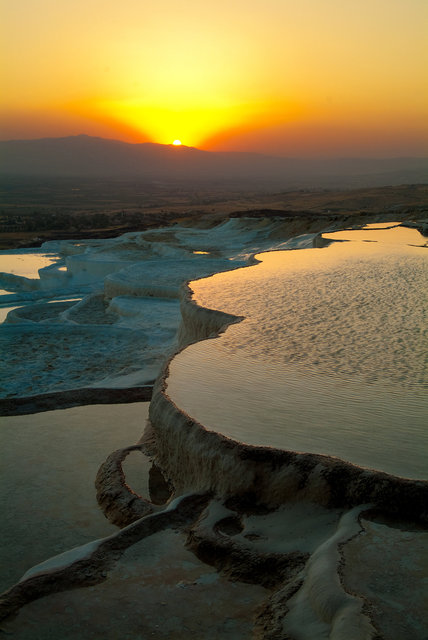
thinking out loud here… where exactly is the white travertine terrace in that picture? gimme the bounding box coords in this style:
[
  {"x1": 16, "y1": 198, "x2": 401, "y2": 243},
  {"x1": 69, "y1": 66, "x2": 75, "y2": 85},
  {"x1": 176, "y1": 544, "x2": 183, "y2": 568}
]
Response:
[
  {"x1": 1, "y1": 217, "x2": 427, "y2": 638},
  {"x1": 0, "y1": 217, "x2": 319, "y2": 398}
]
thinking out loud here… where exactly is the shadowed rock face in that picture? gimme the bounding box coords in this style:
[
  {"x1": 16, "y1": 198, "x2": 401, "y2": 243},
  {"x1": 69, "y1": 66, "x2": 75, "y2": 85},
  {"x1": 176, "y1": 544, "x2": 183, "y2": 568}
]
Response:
[
  {"x1": 149, "y1": 367, "x2": 428, "y2": 523},
  {"x1": 143, "y1": 344, "x2": 427, "y2": 639},
  {"x1": 3, "y1": 474, "x2": 425, "y2": 639},
  {"x1": 0, "y1": 386, "x2": 152, "y2": 415}
]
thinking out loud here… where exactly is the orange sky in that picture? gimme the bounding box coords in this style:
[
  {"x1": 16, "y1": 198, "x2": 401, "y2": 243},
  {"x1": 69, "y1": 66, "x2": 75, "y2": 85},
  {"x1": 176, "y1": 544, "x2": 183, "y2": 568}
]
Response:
[{"x1": 1, "y1": 0, "x2": 427, "y2": 156}]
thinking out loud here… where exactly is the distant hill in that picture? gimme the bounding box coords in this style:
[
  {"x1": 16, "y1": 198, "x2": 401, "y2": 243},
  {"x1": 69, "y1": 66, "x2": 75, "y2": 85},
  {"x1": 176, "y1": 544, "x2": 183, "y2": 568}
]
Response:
[{"x1": 1, "y1": 135, "x2": 427, "y2": 188}]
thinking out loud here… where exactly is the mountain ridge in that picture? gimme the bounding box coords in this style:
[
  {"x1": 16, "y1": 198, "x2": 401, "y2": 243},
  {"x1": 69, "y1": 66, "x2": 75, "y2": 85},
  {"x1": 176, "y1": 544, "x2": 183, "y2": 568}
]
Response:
[{"x1": 1, "y1": 135, "x2": 427, "y2": 187}]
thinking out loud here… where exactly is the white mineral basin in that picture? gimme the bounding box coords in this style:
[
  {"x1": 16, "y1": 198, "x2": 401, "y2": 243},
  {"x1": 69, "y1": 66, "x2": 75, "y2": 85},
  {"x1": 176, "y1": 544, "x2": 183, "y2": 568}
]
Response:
[{"x1": 167, "y1": 224, "x2": 428, "y2": 480}]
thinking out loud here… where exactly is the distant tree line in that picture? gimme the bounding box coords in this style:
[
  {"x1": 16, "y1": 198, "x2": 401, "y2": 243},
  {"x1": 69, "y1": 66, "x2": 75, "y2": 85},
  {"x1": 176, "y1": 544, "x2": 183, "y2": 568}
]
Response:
[
  {"x1": 0, "y1": 208, "x2": 182, "y2": 234},
  {"x1": 0, "y1": 210, "x2": 114, "y2": 232}
]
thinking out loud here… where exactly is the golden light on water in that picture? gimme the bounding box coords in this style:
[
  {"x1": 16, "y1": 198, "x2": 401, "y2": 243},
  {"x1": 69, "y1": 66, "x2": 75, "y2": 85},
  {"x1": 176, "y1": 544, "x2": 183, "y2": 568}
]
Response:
[{"x1": 168, "y1": 225, "x2": 428, "y2": 479}]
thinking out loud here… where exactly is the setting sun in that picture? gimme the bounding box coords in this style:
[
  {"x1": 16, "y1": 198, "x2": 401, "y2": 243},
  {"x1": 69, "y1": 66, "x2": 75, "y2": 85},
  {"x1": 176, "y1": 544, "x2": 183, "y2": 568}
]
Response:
[
  {"x1": 172, "y1": 140, "x2": 182, "y2": 146},
  {"x1": 1, "y1": 0, "x2": 427, "y2": 156}
]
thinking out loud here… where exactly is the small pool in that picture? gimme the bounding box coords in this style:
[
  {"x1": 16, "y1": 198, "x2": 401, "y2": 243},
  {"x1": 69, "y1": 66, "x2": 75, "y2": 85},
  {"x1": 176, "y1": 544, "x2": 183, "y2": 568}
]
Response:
[{"x1": 0, "y1": 251, "x2": 59, "y2": 280}]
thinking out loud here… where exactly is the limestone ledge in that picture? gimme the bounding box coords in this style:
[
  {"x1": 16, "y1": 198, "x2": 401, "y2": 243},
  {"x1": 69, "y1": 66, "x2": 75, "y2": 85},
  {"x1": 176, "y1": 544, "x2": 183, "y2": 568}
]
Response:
[{"x1": 149, "y1": 274, "x2": 428, "y2": 524}]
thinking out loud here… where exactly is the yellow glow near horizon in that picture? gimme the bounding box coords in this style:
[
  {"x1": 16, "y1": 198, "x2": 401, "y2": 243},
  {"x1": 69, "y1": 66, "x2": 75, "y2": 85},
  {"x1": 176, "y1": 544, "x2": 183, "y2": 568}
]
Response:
[
  {"x1": 1, "y1": 0, "x2": 427, "y2": 155},
  {"x1": 172, "y1": 140, "x2": 182, "y2": 146},
  {"x1": 70, "y1": 96, "x2": 296, "y2": 149}
]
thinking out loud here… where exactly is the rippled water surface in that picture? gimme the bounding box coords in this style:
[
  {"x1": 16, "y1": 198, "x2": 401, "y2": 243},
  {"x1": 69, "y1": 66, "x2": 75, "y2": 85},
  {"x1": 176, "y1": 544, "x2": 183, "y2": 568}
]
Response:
[{"x1": 168, "y1": 224, "x2": 428, "y2": 479}]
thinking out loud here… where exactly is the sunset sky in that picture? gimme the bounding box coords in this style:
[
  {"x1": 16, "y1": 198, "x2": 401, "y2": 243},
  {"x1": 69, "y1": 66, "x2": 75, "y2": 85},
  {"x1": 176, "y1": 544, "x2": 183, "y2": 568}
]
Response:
[{"x1": 1, "y1": 0, "x2": 427, "y2": 156}]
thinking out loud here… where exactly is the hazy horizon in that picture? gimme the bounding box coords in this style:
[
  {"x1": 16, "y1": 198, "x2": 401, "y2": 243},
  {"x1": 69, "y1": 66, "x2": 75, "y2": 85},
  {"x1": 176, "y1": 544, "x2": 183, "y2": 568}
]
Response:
[
  {"x1": 2, "y1": 135, "x2": 427, "y2": 188},
  {"x1": 1, "y1": 133, "x2": 428, "y2": 160}
]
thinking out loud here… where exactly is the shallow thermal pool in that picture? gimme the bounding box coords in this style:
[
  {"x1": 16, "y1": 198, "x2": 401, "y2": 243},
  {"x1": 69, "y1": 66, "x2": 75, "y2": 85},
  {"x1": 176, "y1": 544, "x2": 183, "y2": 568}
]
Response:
[
  {"x1": 0, "y1": 250, "x2": 61, "y2": 321},
  {"x1": 0, "y1": 250, "x2": 59, "y2": 281},
  {"x1": 167, "y1": 224, "x2": 428, "y2": 480}
]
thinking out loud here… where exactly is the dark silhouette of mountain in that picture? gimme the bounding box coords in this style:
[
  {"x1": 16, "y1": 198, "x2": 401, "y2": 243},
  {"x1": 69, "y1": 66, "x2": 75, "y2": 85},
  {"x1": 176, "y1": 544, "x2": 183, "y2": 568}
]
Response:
[{"x1": 1, "y1": 134, "x2": 427, "y2": 187}]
